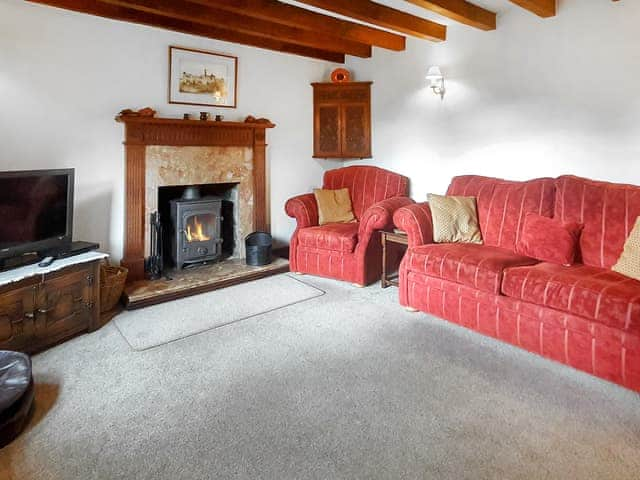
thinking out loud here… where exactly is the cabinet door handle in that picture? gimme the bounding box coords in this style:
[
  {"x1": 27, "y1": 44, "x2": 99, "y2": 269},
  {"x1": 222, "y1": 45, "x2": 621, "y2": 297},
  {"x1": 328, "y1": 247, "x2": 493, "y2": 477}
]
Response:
[
  {"x1": 24, "y1": 312, "x2": 35, "y2": 319},
  {"x1": 37, "y1": 306, "x2": 56, "y2": 314}
]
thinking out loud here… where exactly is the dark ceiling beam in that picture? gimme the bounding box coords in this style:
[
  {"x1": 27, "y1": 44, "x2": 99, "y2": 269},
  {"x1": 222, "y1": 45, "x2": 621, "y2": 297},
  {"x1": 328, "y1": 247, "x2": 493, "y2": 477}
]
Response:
[
  {"x1": 508, "y1": 0, "x2": 556, "y2": 18},
  {"x1": 295, "y1": 0, "x2": 447, "y2": 42},
  {"x1": 99, "y1": 0, "x2": 371, "y2": 57},
  {"x1": 404, "y1": 0, "x2": 496, "y2": 30},
  {"x1": 195, "y1": 0, "x2": 405, "y2": 51},
  {"x1": 26, "y1": 0, "x2": 346, "y2": 63}
]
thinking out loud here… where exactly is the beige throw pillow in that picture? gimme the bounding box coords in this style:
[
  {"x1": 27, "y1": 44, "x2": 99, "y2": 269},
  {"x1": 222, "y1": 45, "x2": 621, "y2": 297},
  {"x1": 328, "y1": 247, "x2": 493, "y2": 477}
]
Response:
[
  {"x1": 313, "y1": 188, "x2": 356, "y2": 226},
  {"x1": 612, "y1": 216, "x2": 640, "y2": 282},
  {"x1": 428, "y1": 193, "x2": 483, "y2": 244}
]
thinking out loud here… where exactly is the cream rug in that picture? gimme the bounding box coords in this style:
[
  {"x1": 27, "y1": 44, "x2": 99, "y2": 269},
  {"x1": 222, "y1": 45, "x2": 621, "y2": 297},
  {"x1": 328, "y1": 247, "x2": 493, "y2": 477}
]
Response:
[{"x1": 114, "y1": 274, "x2": 324, "y2": 350}]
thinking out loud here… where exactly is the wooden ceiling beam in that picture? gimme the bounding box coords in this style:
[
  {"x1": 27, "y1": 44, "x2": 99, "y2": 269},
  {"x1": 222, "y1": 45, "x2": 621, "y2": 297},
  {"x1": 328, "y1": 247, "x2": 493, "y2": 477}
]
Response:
[
  {"x1": 99, "y1": 0, "x2": 371, "y2": 57},
  {"x1": 195, "y1": 0, "x2": 405, "y2": 51},
  {"x1": 404, "y1": 0, "x2": 496, "y2": 30},
  {"x1": 26, "y1": 0, "x2": 346, "y2": 63},
  {"x1": 295, "y1": 0, "x2": 447, "y2": 42},
  {"x1": 509, "y1": 0, "x2": 556, "y2": 18}
]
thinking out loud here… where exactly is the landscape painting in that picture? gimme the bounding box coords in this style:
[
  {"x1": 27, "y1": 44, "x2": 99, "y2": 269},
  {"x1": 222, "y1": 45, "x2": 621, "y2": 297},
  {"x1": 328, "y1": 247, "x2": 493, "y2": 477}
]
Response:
[{"x1": 169, "y1": 46, "x2": 237, "y2": 108}]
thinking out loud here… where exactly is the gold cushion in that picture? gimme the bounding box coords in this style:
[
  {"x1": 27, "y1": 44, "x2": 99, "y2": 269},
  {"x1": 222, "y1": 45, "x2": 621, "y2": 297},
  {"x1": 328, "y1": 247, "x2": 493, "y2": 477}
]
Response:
[
  {"x1": 612, "y1": 216, "x2": 640, "y2": 282},
  {"x1": 428, "y1": 193, "x2": 483, "y2": 244},
  {"x1": 313, "y1": 188, "x2": 356, "y2": 226}
]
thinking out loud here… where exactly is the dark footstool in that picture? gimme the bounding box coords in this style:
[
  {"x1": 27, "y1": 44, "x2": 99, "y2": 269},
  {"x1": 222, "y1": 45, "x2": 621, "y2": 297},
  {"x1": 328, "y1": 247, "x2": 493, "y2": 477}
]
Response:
[{"x1": 0, "y1": 351, "x2": 34, "y2": 448}]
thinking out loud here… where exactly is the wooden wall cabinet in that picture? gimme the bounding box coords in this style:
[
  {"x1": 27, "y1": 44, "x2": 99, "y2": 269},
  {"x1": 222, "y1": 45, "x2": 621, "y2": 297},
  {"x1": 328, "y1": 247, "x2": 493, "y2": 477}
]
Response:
[
  {"x1": 0, "y1": 261, "x2": 101, "y2": 353},
  {"x1": 312, "y1": 82, "x2": 372, "y2": 159}
]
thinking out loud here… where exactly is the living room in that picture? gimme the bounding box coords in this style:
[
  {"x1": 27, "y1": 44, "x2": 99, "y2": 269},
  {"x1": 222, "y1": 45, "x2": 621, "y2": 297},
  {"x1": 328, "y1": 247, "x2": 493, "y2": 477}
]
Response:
[{"x1": 1, "y1": 0, "x2": 639, "y2": 478}]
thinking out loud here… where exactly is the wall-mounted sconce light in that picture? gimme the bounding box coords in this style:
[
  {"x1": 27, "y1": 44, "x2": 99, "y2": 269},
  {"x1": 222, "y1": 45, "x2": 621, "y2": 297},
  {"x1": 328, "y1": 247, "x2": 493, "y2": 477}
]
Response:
[{"x1": 426, "y1": 66, "x2": 445, "y2": 99}]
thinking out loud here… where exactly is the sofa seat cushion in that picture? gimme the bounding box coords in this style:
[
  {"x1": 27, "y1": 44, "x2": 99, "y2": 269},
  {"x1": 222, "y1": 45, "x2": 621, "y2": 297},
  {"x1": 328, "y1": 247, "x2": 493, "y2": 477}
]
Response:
[
  {"x1": 502, "y1": 263, "x2": 640, "y2": 334},
  {"x1": 298, "y1": 222, "x2": 359, "y2": 253},
  {"x1": 405, "y1": 243, "x2": 538, "y2": 294}
]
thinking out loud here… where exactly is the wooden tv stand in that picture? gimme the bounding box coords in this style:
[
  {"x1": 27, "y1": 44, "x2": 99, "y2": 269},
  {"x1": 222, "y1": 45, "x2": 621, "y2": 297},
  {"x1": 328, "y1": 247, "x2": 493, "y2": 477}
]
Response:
[{"x1": 0, "y1": 255, "x2": 104, "y2": 353}]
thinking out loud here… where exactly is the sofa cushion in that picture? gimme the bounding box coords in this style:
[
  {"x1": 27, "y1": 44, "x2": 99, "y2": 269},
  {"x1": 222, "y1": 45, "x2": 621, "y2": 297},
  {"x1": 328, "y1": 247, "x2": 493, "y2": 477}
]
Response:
[
  {"x1": 298, "y1": 223, "x2": 359, "y2": 253},
  {"x1": 313, "y1": 188, "x2": 355, "y2": 225},
  {"x1": 502, "y1": 263, "x2": 640, "y2": 334},
  {"x1": 427, "y1": 194, "x2": 483, "y2": 244},
  {"x1": 555, "y1": 175, "x2": 640, "y2": 269},
  {"x1": 613, "y1": 216, "x2": 640, "y2": 282},
  {"x1": 447, "y1": 175, "x2": 556, "y2": 253},
  {"x1": 323, "y1": 166, "x2": 409, "y2": 220},
  {"x1": 515, "y1": 213, "x2": 583, "y2": 266},
  {"x1": 404, "y1": 243, "x2": 538, "y2": 294}
]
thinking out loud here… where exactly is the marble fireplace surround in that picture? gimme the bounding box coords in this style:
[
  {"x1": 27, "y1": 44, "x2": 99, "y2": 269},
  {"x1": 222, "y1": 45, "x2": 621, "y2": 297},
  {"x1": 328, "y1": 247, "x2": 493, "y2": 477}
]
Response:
[
  {"x1": 147, "y1": 147, "x2": 247, "y2": 259},
  {"x1": 117, "y1": 116, "x2": 274, "y2": 282}
]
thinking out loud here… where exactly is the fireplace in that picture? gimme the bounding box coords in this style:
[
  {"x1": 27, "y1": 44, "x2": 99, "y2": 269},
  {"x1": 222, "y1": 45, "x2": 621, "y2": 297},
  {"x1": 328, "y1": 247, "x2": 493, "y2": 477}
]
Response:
[
  {"x1": 116, "y1": 115, "x2": 274, "y2": 282},
  {"x1": 117, "y1": 116, "x2": 290, "y2": 308},
  {"x1": 170, "y1": 190, "x2": 222, "y2": 269},
  {"x1": 157, "y1": 183, "x2": 238, "y2": 271}
]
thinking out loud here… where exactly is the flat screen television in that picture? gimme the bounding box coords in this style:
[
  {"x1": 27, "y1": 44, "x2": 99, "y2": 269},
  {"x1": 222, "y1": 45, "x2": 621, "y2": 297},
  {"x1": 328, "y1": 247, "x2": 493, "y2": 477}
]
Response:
[{"x1": 0, "y1": 169, "x2": 74, "y2": 262}]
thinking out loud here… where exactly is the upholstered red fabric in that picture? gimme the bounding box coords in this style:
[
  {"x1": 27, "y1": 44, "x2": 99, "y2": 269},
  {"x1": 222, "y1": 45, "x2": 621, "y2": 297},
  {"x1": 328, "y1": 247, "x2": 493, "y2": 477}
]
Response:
[
  {"x1": 447, "y1": 176, "x2": 556, "y2": 253},
  {"x1": 515, "y1": 213, "x2": 582, "y2": 265},
  {"x1": 395, "y1": 174, "x2": 640, "y2": 392},
  {"x1": 405, "y1": 244, "x2": 537, "y2": 294},
  {"x1": 285, "y1": 193, "x2": 319, "y2": 229},
  {"x1": 502, "y1": 263, "x2": 640, "y2": 334},
  {"x1": 287, "y1": 166, "x2": 412, "y2": 285},
  {"x1": 555, "y1": 175, "x2": 640, "y2": 269},
  {"x1": 298, "y1": 223, "x2": 358, "y2": 253},
  {"x1": 392, "y1": 202, "x2": 434, "y2": 248},
  {"x1": 323, "y1": 166, "x2": 410, "y2": 220},
  {"x1": 401, "y1": 273, "x2": 640, "y2": 392}
]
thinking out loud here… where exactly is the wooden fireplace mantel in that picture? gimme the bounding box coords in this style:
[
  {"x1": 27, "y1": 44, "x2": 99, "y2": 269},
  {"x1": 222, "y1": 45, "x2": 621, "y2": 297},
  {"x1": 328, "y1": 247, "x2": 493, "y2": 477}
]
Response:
[{"x1": 116, "y1": 115, "x2": 275, "y2": 282}]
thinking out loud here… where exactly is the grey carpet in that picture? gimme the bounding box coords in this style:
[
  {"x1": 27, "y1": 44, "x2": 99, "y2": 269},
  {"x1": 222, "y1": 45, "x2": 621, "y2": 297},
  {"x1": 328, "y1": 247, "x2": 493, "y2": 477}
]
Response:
[
  {"x1": 114, "y1": 274, "x2": 324, "y2": 350},
  {"x1": 1, "y1": 274, "x2": 639, "y2": 480}
]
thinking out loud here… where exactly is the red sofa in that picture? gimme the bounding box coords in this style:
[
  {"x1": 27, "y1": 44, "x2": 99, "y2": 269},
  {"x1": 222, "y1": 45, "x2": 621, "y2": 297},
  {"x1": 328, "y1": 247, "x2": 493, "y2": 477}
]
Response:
[
  {"x1": 286, "y1": 166, "x2": 412, "y2": 286},
  {"x1": 394, "y1": 175, "x2": 640, "y2": 392}
]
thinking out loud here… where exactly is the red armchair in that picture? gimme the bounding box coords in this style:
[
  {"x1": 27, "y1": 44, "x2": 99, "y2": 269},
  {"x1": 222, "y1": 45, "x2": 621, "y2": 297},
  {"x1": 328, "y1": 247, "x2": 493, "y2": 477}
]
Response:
[{"x1": 286, "y1": 166, "x2": 412, "y2": 286}]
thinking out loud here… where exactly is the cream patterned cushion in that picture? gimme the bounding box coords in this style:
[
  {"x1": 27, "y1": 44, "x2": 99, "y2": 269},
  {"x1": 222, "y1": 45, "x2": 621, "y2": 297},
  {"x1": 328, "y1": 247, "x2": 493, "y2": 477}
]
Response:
[
  {"x1": 428, "y1": 193, "x2": 483, "y2": 244},
  {"x1": 612, "y1": 216, "x2": 640, "y2": 282}
]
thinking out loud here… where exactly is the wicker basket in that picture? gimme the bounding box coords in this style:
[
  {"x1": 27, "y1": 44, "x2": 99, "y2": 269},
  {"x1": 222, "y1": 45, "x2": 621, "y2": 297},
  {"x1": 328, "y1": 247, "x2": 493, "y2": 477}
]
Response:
[{"x1": 100, "y1": 263, "x2": 128, "y2": 313}]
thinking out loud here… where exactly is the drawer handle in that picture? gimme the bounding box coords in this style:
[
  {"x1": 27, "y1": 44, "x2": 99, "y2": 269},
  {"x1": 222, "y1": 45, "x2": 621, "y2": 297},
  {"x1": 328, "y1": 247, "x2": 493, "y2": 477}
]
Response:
[
  {"x1": 24, "y1": 312, "x2": 34, "y2": 319},
  {"x1": 37, "y1": 306, "x2": 56, "y2": 314}
]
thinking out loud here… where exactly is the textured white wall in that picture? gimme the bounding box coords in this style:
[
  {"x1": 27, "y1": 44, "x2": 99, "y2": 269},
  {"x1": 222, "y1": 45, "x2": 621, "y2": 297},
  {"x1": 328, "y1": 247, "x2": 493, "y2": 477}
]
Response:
[
  {"x1": 345, "y1": 0, "x2": 640, "y2": 200},
  {"x1": 0, "y1": 0, "x2": 341, "y2": 260}
]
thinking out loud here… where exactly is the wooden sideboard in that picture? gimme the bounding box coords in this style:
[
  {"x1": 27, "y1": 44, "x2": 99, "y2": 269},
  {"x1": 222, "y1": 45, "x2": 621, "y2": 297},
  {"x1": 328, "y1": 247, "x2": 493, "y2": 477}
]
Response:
[
  {"x1": 0, "y1": 260, "x2": 101, "y2": 353},
  {"x1": 312, "y1": 81, "x2": 372, "y2": 159}
]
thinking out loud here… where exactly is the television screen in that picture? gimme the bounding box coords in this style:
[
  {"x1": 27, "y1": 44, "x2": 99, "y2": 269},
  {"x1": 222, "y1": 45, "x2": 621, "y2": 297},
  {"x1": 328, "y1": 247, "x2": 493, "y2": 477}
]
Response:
[{"x1": 0, "y1": 172, "x2": 71, "y2": 250}]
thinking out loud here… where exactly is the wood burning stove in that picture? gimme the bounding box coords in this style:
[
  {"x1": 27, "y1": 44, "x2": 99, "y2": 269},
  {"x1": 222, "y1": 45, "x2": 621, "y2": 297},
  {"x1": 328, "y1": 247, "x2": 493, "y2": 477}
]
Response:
[{"x1": 169, "y1": 186, "x2": 223, "y2": 269}]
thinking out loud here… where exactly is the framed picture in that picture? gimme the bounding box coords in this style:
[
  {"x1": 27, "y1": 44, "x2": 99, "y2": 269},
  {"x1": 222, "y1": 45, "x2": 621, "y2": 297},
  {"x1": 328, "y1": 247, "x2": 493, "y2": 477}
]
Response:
[{"x1": 168, "y1": 46, "x2": 238, "y2": 108}]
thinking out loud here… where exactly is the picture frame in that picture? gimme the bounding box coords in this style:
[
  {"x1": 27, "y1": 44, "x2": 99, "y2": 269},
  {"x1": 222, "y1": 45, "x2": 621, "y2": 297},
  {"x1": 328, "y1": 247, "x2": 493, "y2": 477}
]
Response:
[{"x1": 168, "y1": 46, "x2": 238, "y2": 108}]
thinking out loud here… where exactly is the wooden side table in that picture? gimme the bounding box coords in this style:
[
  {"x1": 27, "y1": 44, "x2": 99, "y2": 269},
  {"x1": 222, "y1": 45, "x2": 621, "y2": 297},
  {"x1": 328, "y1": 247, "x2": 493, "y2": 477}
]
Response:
[{"x1": 381, "y1": 231, "x2": 408, "y2": 288}]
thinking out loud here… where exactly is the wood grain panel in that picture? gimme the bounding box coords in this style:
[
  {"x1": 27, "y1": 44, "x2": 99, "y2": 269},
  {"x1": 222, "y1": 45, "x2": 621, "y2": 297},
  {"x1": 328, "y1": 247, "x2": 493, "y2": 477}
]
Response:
[
  {"x1": 404, "y1": 0, "x2": 497, "y2": 31},
  {"x1": 27, "y1": 0, "x2": 345, "y2": 62},
  {"x1": 205, "y1": 0, "x2": 406, "y2": 51},
  {"x1": 296, "y1": 0, "x2": 446, "y2": 41}
]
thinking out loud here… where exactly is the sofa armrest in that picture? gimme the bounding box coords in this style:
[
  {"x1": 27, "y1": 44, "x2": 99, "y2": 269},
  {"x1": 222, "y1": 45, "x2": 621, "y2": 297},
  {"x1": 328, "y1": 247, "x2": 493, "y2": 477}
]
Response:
[
  {"x1": 393, "y1": 202, "x2": 434, "y2": 248},
  {"x1": 285, "y1": 193, "x2": 319, "y2": 229},
  {"x1": 358, "y1": 196, "x2": 415, "y2": 238}
]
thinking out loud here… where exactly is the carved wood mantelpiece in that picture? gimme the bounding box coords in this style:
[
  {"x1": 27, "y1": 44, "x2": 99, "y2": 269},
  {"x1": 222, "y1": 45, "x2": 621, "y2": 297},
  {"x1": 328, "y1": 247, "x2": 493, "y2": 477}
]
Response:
[{"x1": 116, "y1": 115, "x2": 275, "y2": 282}]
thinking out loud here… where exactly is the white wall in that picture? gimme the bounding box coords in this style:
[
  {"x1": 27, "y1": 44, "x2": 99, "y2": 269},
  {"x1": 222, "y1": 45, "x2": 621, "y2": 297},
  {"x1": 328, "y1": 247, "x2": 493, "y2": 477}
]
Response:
[
  {"x1": 346, "y1": 0, "x2": 640, "y2": 200},
  {"x1": 0, "y1": 0, "x2": 340, "y2": 260}
]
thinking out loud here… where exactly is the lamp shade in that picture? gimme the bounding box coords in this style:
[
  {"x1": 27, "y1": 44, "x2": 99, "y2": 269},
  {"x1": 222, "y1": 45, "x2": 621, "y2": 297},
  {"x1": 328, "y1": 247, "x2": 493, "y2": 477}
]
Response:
[{"x1": 426, "y1": 66, "x2": 443, "y2": 80}]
